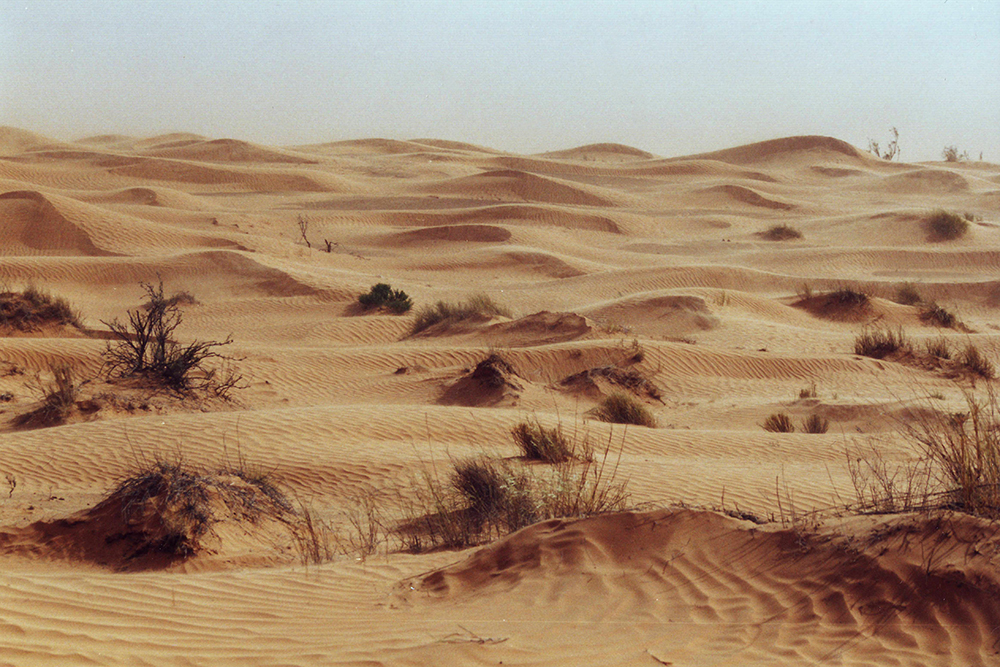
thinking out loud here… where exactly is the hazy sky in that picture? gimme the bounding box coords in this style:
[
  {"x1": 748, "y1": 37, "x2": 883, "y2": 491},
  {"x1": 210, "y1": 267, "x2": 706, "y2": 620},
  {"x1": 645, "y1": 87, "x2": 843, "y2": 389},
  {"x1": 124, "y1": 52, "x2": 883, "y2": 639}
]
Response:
[{"x1": 2, "y1": 0, "x2": 998, "y2": 160}]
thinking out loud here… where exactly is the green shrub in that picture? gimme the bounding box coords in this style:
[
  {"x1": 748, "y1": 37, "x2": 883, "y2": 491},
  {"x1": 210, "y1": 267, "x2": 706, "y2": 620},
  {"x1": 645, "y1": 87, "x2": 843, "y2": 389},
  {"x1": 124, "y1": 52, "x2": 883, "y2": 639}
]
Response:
[
  {"x1": 927, "y1": 210, "x2": 969, "y2": 241},
  {"x1": 410, "y1": 294, "x2": 510, "y2": 335},
  {"x1": 762, "y1": 413, "x2": 795, "y2": 433},
  {"x1": 592, "y1": 393, "x2": 656, "y2": 427},
  {"x1": 358, "y1": 283, "x2": 412, "y2": 314}
]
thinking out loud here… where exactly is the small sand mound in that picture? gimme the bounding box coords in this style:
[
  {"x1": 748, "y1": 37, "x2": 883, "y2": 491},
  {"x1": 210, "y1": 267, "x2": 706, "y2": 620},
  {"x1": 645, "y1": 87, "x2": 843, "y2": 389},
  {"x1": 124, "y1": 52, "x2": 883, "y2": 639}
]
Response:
[
  {"x1": 0, "y1": 190, "x2": 112, "y2": 256},
  {"x1": 0, "y1": 462, "x2": 305, "y2": 571},
  {"x1": 879, "y1": 168, "x2": 970, "y2": 194},
  {"x1": 389, "y1": 224, "x2": 512, "y2": 245},
  {"x1": 685, "y1": 135, "x2": 869, "y2": 165},
  {"x1": 145, "y1": 138, "x2": 317, "y2": 164},
  {"x1": 426, "y1": 170, "x2": 615, "y2": 207},
  {"x1": 539, "y1": 143, "x2": 656, "y2": 161},
  {"x1": 701, "y1": 184, "x2": 796, "y2": 210},
  {"x1": 403, "y1": 509, "x2": 1000, "y2": 664},
  {"x1": 457, "y1": 204, "x2": 620, "y2": 234},
  {"x1": 560, "y1": 365, "x2": 662, "y2": 401},
  {"x1": 585, "y1": 294, "x2": 719, "y2": 338},
  {"x1": 439, "y1": 354, "x2": 524, "y2": 407},
  {"x1": 481, "y1": 311, "x2": 592, "y2": 348}
]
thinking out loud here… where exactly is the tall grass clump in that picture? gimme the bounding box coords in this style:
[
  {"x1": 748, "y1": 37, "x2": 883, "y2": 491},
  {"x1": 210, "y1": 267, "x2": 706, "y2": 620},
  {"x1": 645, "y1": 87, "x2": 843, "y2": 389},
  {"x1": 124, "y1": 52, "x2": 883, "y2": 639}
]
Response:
[
  {"x1": 854, "y1": 326, "x2": 910, "y2": 359},
  {"x1": 511, "y1": 419, "x2": 578, "y2": 463},
  {"x1": 927, "y1": 210, "x2": 969, "y2": 241},
  {"x1": 903, "y1": 388, "x2": 1000, "y2": 519},
  {"x1": 401, "y1": 434, "x2": 629, "y2": 551},
  {"x1": 762, "y1": 413, "x2": 795, "y2": 433},
  {"x1": 919, "y1": 302, "x2": 960, "y2": 329},
  {"x1": 958, "y1": 343, "x2": 995, "y2": 380},
  {"x1": 801, "y1": 414, "x2": 830, "y2": 434},
  {"x1": 410, "y1": 294, "x2": 511, "y2": 335},
  {"x1": 591, "y1": 393, "x2": 656, "y2": 427}
]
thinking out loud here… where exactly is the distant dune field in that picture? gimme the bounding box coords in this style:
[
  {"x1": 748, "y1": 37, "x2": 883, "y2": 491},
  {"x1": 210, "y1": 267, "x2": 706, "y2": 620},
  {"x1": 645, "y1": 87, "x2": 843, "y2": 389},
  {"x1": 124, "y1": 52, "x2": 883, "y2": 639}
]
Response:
[{"x1": 0, "y1": 125, "x2": 998, "y2": 666}]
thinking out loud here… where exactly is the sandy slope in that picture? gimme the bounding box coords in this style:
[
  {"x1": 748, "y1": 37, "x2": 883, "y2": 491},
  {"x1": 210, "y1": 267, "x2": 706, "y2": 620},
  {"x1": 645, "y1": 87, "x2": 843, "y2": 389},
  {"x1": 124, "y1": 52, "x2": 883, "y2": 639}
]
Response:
[{"x1": 0, "y1": 126, "x2": 998, "y2": 665}]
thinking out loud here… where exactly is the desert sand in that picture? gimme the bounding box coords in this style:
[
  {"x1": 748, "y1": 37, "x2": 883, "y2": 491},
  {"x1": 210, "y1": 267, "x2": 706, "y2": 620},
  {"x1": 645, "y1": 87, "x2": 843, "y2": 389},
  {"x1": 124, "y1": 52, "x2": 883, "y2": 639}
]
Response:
[{"x1": 0, "y1": 126, "x2": 998, "y2": 665}]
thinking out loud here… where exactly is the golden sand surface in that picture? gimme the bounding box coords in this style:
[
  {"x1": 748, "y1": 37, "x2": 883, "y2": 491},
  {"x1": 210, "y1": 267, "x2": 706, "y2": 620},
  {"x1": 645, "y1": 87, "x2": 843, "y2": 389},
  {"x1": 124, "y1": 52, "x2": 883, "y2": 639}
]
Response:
[{"x1": 0, "y1": 126, "x2": 998, "y2": 665}]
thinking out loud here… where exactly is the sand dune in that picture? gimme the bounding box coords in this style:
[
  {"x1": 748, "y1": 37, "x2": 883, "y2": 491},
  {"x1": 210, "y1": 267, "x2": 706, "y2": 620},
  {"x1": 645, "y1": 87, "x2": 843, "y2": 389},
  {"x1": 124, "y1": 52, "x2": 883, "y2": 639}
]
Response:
[{"x1": 0, "y1": 130, "x2": 997, "y2": 666}]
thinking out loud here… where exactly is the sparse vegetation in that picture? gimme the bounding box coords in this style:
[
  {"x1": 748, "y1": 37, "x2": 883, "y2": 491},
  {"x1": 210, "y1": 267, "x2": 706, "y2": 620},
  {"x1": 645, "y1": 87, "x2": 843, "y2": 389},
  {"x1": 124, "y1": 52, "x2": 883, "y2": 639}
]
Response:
[
  {"x1": 799, "y1": 382, "x2": 818, "y2": 399},
  {"x1": 762, "y1": 413, "x2": 795, "y2": 433},
  {"x1": 958, "y1": 343, "x2": 995, "y2": 380},
  {"x1": 591, "y1": 393, "x2": 656, "y2": 427},
  {"x1": 511, "y1": 419, "x2": 578, "y2": 463},
  {"x1": 926, "y1": 210, "x2": 969, "y2": 241},
  {"x1": 358, "y1": 283, "x2": 413, "y2": 314},
  {"x1": 942, "y1": 145, "x2": 969, "y2": 162},
  {"x1": 924, "y1": 336, "x2": 952, "y2": 360},
  {"x1": 919, "y1": 302, "x2": 960, "y2": 329},
  {"x1": 102, "y1": 281, "x2": 243, "y2": 395},
  {"x1": 760, "y1": 224, "x2": 803, "y2": 241},
  {"x1": 401, "y1": 437, "x2": 629, "y2": 551},
  {"x1": 854, "y1": 326, "x2": 910, "y2": 359},
  {"x1": 893, "y1": 282, "x2": 922, "y2": 306},
  {"x1": 410, "y1": 294, "x2": 511, "y2": 335},
  {"x1": 11, "y1": 363, "x2": 79, "y2": 429},
  {"x1": 0, "y1": 285, "x2": 82, "y2": 331},
  {"x1": 868, "y1": 127, "x2": 900, "y2": 161},
  {"x1": 801, "y1": 414, "x2": 830, "y2": 434},
  {"x1": 798, "y1": 285, "x2": 872, "y2": 321}
]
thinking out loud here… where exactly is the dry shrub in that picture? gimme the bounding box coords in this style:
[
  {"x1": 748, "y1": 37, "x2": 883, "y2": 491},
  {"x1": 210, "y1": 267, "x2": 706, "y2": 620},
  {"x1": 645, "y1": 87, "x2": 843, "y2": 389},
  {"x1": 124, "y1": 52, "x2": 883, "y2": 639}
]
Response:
[
  {"x1": 927, "y1": 210, "x2": 969, "y2": 241},
  {"x1": 410, "y1": 294, "x2": 511, "y2": 335},
  {"x1": 591, "y1": 393, "x2": 656, "y2": 428},
  {"x1": 854, "y1": 326, "x2": 910, "y2": 359},
  {"x1": 760, "y1": 224, "x2": 803, "y2": 241},
  {"x1": 762, "y1": 413, "x2": 795, "y2": 433},
  {"x1": 799, "y1": 382, "x2": 818, "y2": 399},
  {"x1": 801, "y1": 414, "x2": 830, "y2": 434},
  {"x1": 102, "y1": 281, "x2": 244, "y2": 395}
]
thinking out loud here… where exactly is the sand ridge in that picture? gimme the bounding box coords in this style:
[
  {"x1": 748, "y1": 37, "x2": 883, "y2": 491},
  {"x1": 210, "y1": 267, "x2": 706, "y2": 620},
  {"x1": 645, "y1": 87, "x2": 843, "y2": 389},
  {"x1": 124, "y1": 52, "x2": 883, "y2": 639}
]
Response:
[{"x1": 0, "y1": 129, "x2": 998, "y2": 665}]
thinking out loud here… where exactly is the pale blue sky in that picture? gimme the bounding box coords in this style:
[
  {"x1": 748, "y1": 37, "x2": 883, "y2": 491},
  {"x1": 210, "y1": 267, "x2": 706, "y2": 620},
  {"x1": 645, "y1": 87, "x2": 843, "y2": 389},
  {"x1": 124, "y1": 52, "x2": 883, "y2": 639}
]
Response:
[{"x1": 2, "y1": 0, "x2": 998, "y2": 160}]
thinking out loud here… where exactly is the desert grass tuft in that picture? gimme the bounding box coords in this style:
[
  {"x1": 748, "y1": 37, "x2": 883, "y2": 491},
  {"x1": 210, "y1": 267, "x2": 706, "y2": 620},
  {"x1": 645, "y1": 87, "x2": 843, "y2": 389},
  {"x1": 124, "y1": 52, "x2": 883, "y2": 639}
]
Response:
[
  {"x1": 591, "y1": 393, "x2": 656, "y2": 427},
  {"x1": 511, "y1": 420, "x2": 577, "y2": 463},
  {"x1": 410, "y1": 294, "x2": 511, "y2": 335},
  {"x1": 762, "y1": 412, "x2": 795, "y2": 433},
  {"x1": 854, "y1": 326, "x2": 910, "y2": 359},
  {"x1": 924, "y1": 336, "x2": 952, "y2": 360},
  {"x1": 919, "y1": 302, "x2": 960, "y2": 329},
  {"x1": 0, "y1": 285, "x2": 82, "y2": 331},
  {"x1": 801, "y1": 414, "x2": 830, "y2": 434},
  {"x1": 958, "y1": 343, "x2": 995, "y2": 380}
]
